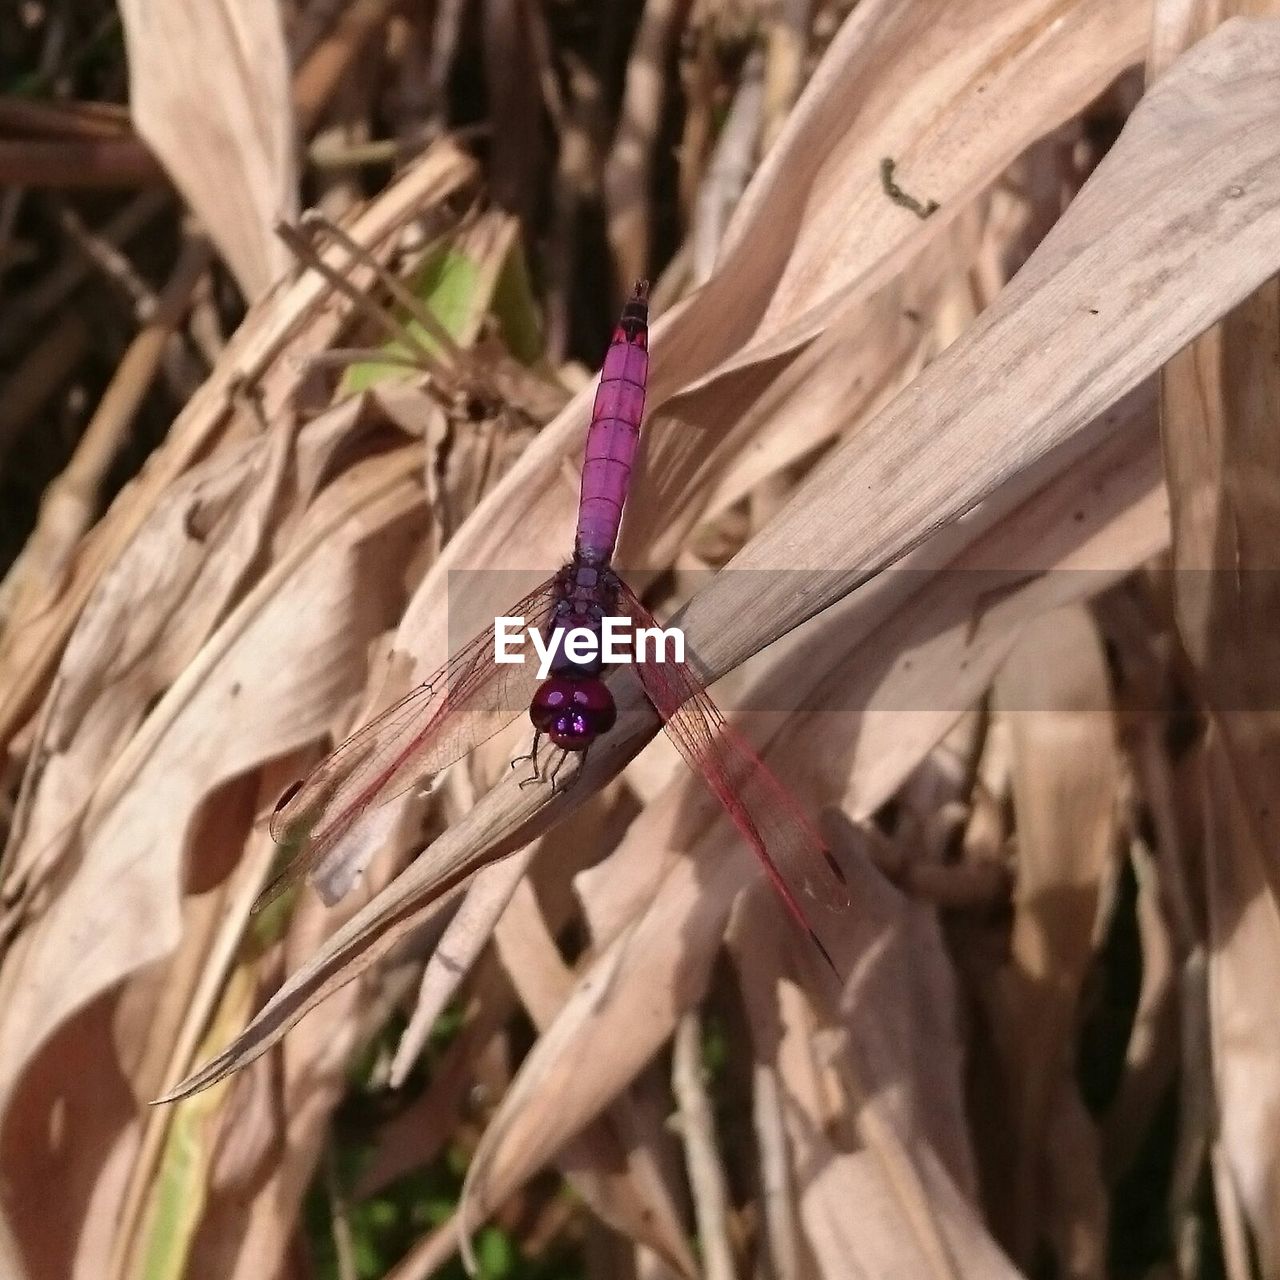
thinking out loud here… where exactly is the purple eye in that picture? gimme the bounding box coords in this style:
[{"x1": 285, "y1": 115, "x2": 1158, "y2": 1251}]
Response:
[{"x1": 530, "y1": 677, "x2": 616, "y2": 749}]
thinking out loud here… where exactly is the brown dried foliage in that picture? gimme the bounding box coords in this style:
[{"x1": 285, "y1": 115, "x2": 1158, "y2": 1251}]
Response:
[{"x1": 2, "y1": 1, "x2": 1280, "y2": 1278}]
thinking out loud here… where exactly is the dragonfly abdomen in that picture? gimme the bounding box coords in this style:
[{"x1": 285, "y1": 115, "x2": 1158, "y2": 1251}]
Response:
[{"x1": 574, "y1": 284, "x2": 649, "y2": 564}]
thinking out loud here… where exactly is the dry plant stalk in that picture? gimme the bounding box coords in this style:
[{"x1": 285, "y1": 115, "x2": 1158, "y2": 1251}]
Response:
[
  {"x1": 7, "y1": 2, "x2": 1280, "y2": 1278},
  {"x1": 1150, "y1": 2, "x2": 1280, "y2": 1271},
  {"x1": 0, "y1": 140, "x2": 482, "y2": 1280},
  {"x1": 0, "y1": 234, "x2": 213, "y2": 627},
  {"x1": 147, "y1": 20, "x2": 1269, "y2": 1280}
]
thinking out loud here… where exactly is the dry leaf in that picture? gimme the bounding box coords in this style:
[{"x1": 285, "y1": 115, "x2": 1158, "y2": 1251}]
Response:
[
  {"x1": 160, "y1": 4, "x2": 1280, "y2": 1104},
  {"x1": 987, "y1": 607, "x2": 1119, "y2": 1269},
  {"x1": 420, "y1": 417, "x2": 1165, "y2": 1247},
  {"x1": 14, "y1": 7, "x2": 1280, "y2": 1275},
  {"x1": 118, "y1": 0, "x2": 297, "y2": 298},
  {"x1": 0, "y1": 447, "x2": 425, "y2": 1120},
  {"x1": 0, "y1": 143, "x2": 476, "y2": 751},
  {"x1": 1152, "y1": 4, "x2": 1280, "y2": 1266}
]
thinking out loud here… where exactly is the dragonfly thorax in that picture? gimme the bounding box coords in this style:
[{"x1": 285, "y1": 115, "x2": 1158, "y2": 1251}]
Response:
[
  {"x1": 544, "y1": 560, "x2": 621, "y2": 679},
  {"x1": 530, "y1": 675, "x2": 617, "y2": 751}
]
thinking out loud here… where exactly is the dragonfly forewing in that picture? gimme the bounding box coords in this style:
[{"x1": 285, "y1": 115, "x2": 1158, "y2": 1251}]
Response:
[{"x1": 257, "y1": 578, "x2": 559, "y2": 909}]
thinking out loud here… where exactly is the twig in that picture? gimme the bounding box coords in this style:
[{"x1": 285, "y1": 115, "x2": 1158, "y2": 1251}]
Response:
[
  {"x1": 384, "y1": 1215, "x2": 463, "y2": 1280},
  {"x1": 672, "y1": 1011, "x2": 735, "y2": 1280},
  {"x1": 1171, "y1": 946, "x2": 1212, "y2": 1276},
  {"x1": 483, "y1": 0, "x2": 544, "y2": 228},
  {"x1": 1098, "y1": 835, "x2": 1177, "y2": 1181},
  {"x1": 879, "y1": 157, "x2": 939, "y2": 219},
  {"x1": 308, "y1": 126, "x2": 437, "y2": 170},
  {"x1": 274, "y1": 219, "x2": 447, "y2": 380},
  {"x1": 291, "y1": 0, "x2": 359, "y2": 65},
  {"x1": 303, "y1": 347, "x2": 431, "y2": 372},
  {"x1": 185, "y1": 269, "x2": 226, "y2": 369},
  {"x1": 0, "y1": 138, "x2": 165, "y2": 187},
  {"x1": 1210, "y1": 1141, "x2": 1252, "y2": 1280},
  {"x1": 692, "y1": 48, "x2": 765, "y2": 285},
  {"x1": 31, "y1": 4, "x2": 68, "y2": 90},
  {"x1": 280, "y1": 213, "x2": 506, "y2": 425},
  {"x1": 0, "y1": 5, "x2": 78, "y2": 267},
  {"x1": 297, "y1": 211, "x2": 542, "y2": 420},
  {"x1": 0, "y1": 235, "x2": 212, "y2": 622},
  {"x1": 545, "y1": 49, "x2": 604, "y2": 362},
  {"x1": 293, "y1": 0, "x2": 398, "y2": 134},
  {"x1": 675, "y1": 13, "x2": 714, "y2": 223},
  {"x1": 762, "y1": 0, "x2": 811, "y2": 149},
  {"x1": 327, "y1": 1144, "x2": 359, "y2": 1280},
  {"x1": 0, "y1": 314, "x2": 91, "y2": 469},
  {"x1": 752, "y1": 1059, "x2": 802, "y2": 1280},
  {"x1": 53, "y1": 202, "x2": 156, "y2": 315},
  {"x1": 0, "y1": 94, "x2": 133, "y2": 139},
  {"x1": 426, "y1": 0, "x2": 471, "y2": 123},
  {"x1": 303, "y1": 211, "x2": 468, "y2": 369},
  {"x1": 603, "y1": 0, "x2": 693, "y2": 295},
  {"x1": 0, "y1": 190, "x2": 169, "y2": 355}
]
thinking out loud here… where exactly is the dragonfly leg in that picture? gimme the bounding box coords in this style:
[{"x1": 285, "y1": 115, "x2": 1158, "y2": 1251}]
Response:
[
  {"x1": 548, "y1": 749, "x2": 570, "y2": 795},
  {"x1": 548, "y1": 747, "x2": 586, "y2": 797},
  {"x1": 514, "y1": 732, "x2": 544, "y2": 788}
]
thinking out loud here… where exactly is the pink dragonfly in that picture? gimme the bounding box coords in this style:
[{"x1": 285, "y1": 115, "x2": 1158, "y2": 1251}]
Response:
[{"x1": 265, "y1": 283, "x2": 848, "y2": 968}]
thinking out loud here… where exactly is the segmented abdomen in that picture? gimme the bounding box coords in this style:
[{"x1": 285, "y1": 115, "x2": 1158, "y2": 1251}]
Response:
[{"x1": 574, "y1": 291, "x2": 649, "y2": 563}]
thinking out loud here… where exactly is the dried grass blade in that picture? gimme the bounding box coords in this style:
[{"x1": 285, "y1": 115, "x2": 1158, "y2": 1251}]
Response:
[
  {"x1": 159, "y1": 14, "x2": 1271, "y2": 1115},
  {"x1": 417, "y1": 423, "x2": 1167, "y2": 1250},
  {"x1": 117, "y1": 0, "x2": 297, "y2": 298},
  {"x1": 380, "y1": 0, "x2": 1154, "y2": 713},
  {"x1": 1150, "y1": 4, "x2": 1280, "y2": 1262},
  {"x1": 0, "y1": 449, "x2": 424, "y2": 1115},
  {"x1": 681, "y1": 0, "x2": 1151, "y2": 385},
  {"x1": 604, "y1": 0, "x2": 692, "y2": 291},
  {"x1": 389, "y1": 848, "x2": 536, "y2": 1088},
  {"x1": 161, "y1": 364, "x2": 1164, "y2": 1109},
  {"x1": 492, "y1": 880, "x2": 698, "y2": 1278},
  {"x1": 0, "y1": 144, "x2": 476, "y2": 750},
  {"x1": 988, "y1": 608, "x2": 1119, "y2": 1267},
  {"x1": 678, "y1": 19, "x2": 1280, "y2": 679},
  {"x1": 671, "y1": 1011, "x2": 735, "y2": 1280}
]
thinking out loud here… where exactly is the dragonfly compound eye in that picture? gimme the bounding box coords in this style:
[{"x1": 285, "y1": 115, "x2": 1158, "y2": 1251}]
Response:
[{"x1": 530, "y1": 677, "x2": 617, "y2": 750}]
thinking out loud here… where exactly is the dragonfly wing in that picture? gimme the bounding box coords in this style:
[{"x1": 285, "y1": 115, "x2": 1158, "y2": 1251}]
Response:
[
  {"x1": 259, "y1": 577, "x2": 559, "y2": 908},
  {"x1": 616, "y1": 582, "x2": 848, "y2": 969}
]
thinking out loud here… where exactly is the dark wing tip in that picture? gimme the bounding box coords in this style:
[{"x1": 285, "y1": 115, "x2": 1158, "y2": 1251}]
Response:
[
  {"x1": 809, "y1": 929, "x2": 839, "y2": 976},
  {"x1": 268, "y1": 779, "x2": 305, "y2": 841},
  {"x1": 272, "y1": 779, "x2": 303, "y2": 816},
  {"x1": 823, "y1": 848, "x2": 848, "y2": 885}
]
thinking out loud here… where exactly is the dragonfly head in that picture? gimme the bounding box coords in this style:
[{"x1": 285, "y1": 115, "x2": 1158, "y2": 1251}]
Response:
[{"x1": 530, "y1": 676, "x2": 617, "y2": 751}]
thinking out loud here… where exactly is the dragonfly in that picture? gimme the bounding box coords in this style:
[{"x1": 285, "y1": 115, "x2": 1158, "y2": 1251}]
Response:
[{"x1": 265, "y1": 282, "x2": 849, "y2": 968}]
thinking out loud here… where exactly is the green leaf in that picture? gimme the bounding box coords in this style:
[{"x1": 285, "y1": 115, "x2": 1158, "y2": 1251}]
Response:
[
  {"x1": 489, "y1": 240, "x2": 544, "y2": 367},
  {"x1": 476, "y1": 1226, "x2": 516, "y2": 1278},
  {"x1": 342, "y1": 245, "x2": 476, "y2": 392},
  {"x1": 341, "y1": 234, "x2": 544, "y2": 393}
]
